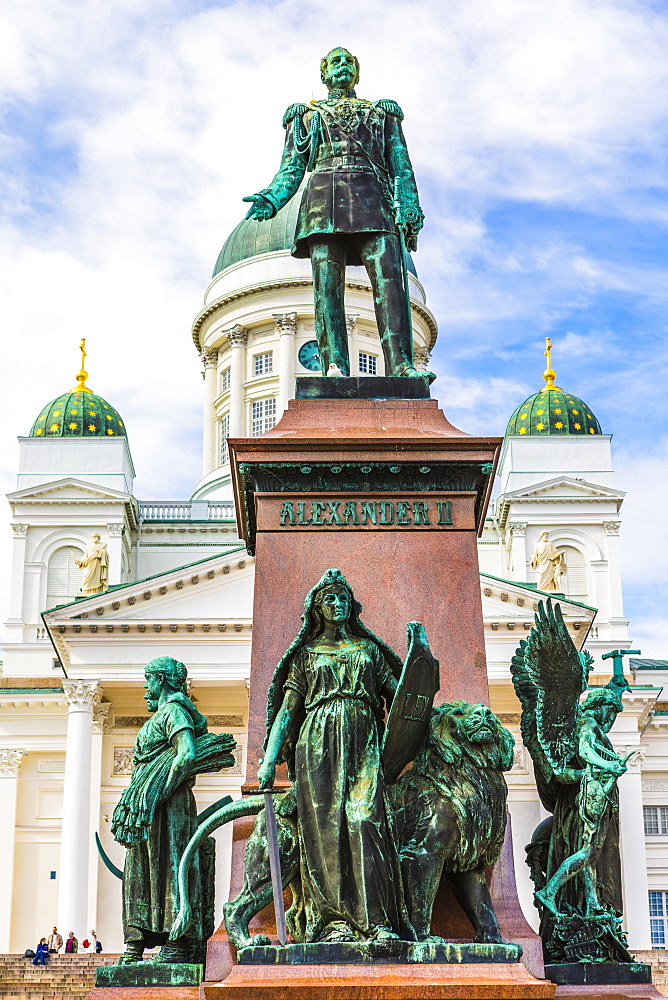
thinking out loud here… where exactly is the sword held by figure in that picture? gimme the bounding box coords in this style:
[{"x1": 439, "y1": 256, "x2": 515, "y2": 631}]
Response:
[{"x1": 263, "y1": 789, "x2": 287, "y2": 946}]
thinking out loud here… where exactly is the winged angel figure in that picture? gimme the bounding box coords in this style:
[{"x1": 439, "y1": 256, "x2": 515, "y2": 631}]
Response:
[{"x1": 511, "y1": 599, "x2": 634, "y2": 964}]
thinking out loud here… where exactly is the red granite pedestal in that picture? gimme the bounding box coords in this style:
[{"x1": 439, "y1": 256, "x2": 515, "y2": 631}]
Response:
[{"x1": 203, "y1": 393, "x2": 554, "y2": 998}]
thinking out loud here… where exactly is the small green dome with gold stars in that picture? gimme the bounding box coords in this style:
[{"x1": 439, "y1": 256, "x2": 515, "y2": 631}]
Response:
[
  {"x1": 29, "y1": 340, "x2": 126, "y2": 439},
  {"x1": 506, "y1": 338, "x2": 602, "y2": 437}
]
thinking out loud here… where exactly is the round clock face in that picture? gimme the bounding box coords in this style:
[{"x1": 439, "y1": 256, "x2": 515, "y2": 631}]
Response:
[{"x1": 298, "y1": 340, "x2": 321, "y2": 372}]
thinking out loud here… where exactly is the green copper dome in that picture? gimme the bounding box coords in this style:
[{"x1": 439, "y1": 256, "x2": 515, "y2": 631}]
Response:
[
  {"x1": 30, "y1": 390, "x2": 126, "y2": 439},
  {"x1": 506, "y1": 338, "x2": 602, "y2": 437},
  {"x1": 506, "y1": 387, "x2": 602, "y2": 437},
  {"x1": 213, "y1": 181, "x2": 417, "y2": 277}
]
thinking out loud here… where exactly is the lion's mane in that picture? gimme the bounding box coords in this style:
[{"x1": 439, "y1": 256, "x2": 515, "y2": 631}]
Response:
[{"x1": 391, "y1": 701, "x2": 515, "y2": 872}]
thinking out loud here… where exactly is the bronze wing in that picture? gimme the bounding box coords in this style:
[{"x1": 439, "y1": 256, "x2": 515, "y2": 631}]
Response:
[
  {"x1": 381, "y1": 621, "x2": 439, "y2": 784},
  {"x1": 524, "y1": 598, "x2": 591, "y2": 775}
]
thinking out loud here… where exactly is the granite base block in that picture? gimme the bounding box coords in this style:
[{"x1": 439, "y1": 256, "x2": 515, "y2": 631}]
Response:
[
  {"x1": 295, "y1": 375, "x2": 431, "y2": 400},
  {"x1": 545, "y1": 963, "x2": 652, "y2": 986},
  {"x1": 238, "y1": 940, "x2": 523, "y2": 965},
  {"x1": 205, "y1": 961, "x2": 555, "y2": 999},
  {"x1": 95, "y1": 962, "x2": 203, "y2": 987}
]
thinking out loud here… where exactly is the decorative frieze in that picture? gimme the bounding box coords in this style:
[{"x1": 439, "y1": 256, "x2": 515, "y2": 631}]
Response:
[
  {"x1": 11, "y1": 523, "x2": 28, "y2": 537},
  {"x1": 603, "y1": 521, "x2": 621, "y2": 535},
  {"x1": 113, "y1": 747, "x2": 134, "y2": 776},
  {"x1": 38, "y1": 759, "x2": 65, "y2": 773}
]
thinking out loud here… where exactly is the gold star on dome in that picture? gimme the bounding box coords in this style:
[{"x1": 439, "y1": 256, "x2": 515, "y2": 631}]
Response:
[
  {"x1": 106, "y1": 414, "x2": 112, "y2": 421},
  {"x1": 554, "y1": 408, "x2": 562, "y2": 414},
  {"x1": 71, "y1": 409, "x2": 78, "y2": 415},
  {"x1": 536, "y1": 409, "x2": 544, "y2": 415},
  {"x1": 119, "y1": 421, "x2": 123, "y2": 428},
  {"x1": 68, "y1": 422, "x2": 77, "y2": 430},
  {"x1": 519, "y1": 414, "x2": 527, "y2": 420},
  {"x1": 574, "y1": 422, "x2": 581, "y2": 430},
  {"x1": 88, "y1": 424, "x2": 96, "y2": 432},
  {"x1": 107, "y1": 429, "x2": 114, "y2": 435},
  {"x1": 536, "y1": 422, "x2": 545, "y2": 430},
  {"x1": 571, "y1": 409, "x2": 579, "y2": 414},
  {"x1": 38, "y1": 415, "x2": 45, "y2": 421},
  {"x1": 555, "y1": 421, "x2": 564, "y2": 428},
  {"x1": 519, "y1": 427, "x2": 527, "y2": 434},
  {"x1": 89, "y1": 411, "x2": 96, "y2": 417},
  {"x1": 587, "y1": 413, "x2": 592, "y2": 418},
  {"x1": 49, "y1": 424, "x2": 58, "y2": 432},
  {"x1": 589, "y1": 428, "x2": 595, "y2": 434},
  {"x1": 103, "y1": 404, "x2": 108, "y2": 409},
  {"x1": 35, "y1": 428, "x2": 43, "y2": 435}
]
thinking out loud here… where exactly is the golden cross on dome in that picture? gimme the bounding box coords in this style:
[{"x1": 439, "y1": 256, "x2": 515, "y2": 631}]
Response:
[
  {"x1": 73, "y1": 338, "x2": 93, "y2": 393},
  {"x1": 541, "y1": 336, "x2": 561, "y2": 392}
]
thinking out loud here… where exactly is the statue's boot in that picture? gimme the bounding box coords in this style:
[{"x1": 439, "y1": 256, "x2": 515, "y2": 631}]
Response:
[
  {"x1": 150, "y1": 939, "x2": 188, "y2": 964},
  {"x1": 394, "y1": 361, "x2": 436, "y2": 384},
  {"x1": 115, "y1": 942, "x2": 144, "y2": 965}
]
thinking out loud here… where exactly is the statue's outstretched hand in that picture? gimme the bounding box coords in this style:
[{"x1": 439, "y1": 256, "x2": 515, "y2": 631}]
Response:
[
  {"x1": 257, "y1": 758, "x2": 276, "y2": 790},
  {"x1": 243, "y1": 193, "x2": 275, "y2": 221}
]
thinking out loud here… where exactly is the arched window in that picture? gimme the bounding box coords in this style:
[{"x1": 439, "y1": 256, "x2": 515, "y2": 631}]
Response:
[
  {"x1": 560, "y1": 545, "x2": 588, "y2": 603},
  {"x1": 46, "y1": 546, "x2": 84, "y2": 609}
]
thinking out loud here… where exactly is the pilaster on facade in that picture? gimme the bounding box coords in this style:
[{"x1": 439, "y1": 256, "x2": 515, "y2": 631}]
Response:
[
  {"x1": 0, "y1": 748, "x2": 26, "y2": 951},
  {"x1": 0, "y1": 748, "x2": 27, "y2": 778}
]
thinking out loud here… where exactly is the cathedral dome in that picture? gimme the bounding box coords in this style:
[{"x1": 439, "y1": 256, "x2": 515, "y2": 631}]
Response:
[
  {"x1": 505, "y1": 339, "x2": 602, "y2": 437},
  {"x1": 212, "y1": 181, "x2": 417, "y2": 277},
  {"x1": 29, "y1": 342, "x2": 127, "y2": 439}
]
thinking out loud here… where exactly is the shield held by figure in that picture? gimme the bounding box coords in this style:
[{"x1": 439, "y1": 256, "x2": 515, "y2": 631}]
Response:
[{"x1": 382, "y1": 621, "x2": 439, "y2": 783}]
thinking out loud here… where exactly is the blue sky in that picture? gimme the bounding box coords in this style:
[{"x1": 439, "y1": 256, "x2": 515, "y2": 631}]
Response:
[{"x1": 0, "y1": 0, "x2": 666, "y2": 651}]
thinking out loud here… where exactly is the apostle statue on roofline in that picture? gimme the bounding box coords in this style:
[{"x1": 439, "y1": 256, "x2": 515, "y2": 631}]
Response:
[{"x1": 243, "y1": 47, "x2": 434, "y2": 384}]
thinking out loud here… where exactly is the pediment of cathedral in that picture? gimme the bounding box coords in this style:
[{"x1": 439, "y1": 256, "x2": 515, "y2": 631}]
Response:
[
  {"x1": 499, "y1": 475, "x2": 625, "y2": 503},
  {"x1": 8, "y1": 477, "x2": 135, "y2": 505},
  {"x1": 43, "y1": 547, "x2": 255, "y2": 664}
]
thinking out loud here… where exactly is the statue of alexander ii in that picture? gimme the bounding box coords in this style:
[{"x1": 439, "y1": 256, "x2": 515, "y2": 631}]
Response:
[{"x1": 243, "y1": 47, "x2": 433, "y2": 383}]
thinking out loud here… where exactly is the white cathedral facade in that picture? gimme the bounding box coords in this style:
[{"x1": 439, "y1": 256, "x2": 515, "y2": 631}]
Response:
[{"x1": 2, "y1": 194, "x2": 667, "y2": 961}]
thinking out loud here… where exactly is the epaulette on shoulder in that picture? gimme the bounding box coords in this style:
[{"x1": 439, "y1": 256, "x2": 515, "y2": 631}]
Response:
[
  {"x1": 282, "y1": 103, "x2": 310, "y2": 128},
  {"x1": 375, "y1": 99, "x2": 404, "y2": 120}
]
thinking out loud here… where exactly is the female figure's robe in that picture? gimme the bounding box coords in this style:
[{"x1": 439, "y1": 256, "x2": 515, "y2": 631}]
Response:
[{"x1": 284, "y1": 640, "x2": 412, "y2": 942}]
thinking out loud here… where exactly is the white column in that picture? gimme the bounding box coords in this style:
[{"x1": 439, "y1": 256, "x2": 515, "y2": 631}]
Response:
[
  {"x1": 617, "y1": 749, "x2": 652, "y2": 948},
  {"x1": 227, "y1": 326, "x2": 247, "y2": 439},
  {"x1": 58, "y1": 680, "x2": 101, "y2": 940},
  {"x1": 200, "y1": 348, "x2": 219, "y2": 476},
  {"x1": 274, "y1": 313, "x2": 297, "y2": 417},
  {"x1": 0, "y1": 750, "x2": 26, "y2": 951},
  {"x1": 87, "y1": 703, "x2": 109, "y2": 933},
  {"x1": 105, "y1": 524, "x2": 125, "y2": 587},
  {"x1": 8, "y1": 523, "x2": 28, "y2": 621}
]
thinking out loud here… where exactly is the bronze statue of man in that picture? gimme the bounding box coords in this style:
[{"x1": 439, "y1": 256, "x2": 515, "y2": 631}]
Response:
[{"x1": 244, "y1": 47, "x2": 433, "y2": 381}]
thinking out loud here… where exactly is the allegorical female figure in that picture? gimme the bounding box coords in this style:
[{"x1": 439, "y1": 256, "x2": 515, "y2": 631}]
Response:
[{"x1": 258, "y1": 568, "x2": 414, "y2": 945}]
